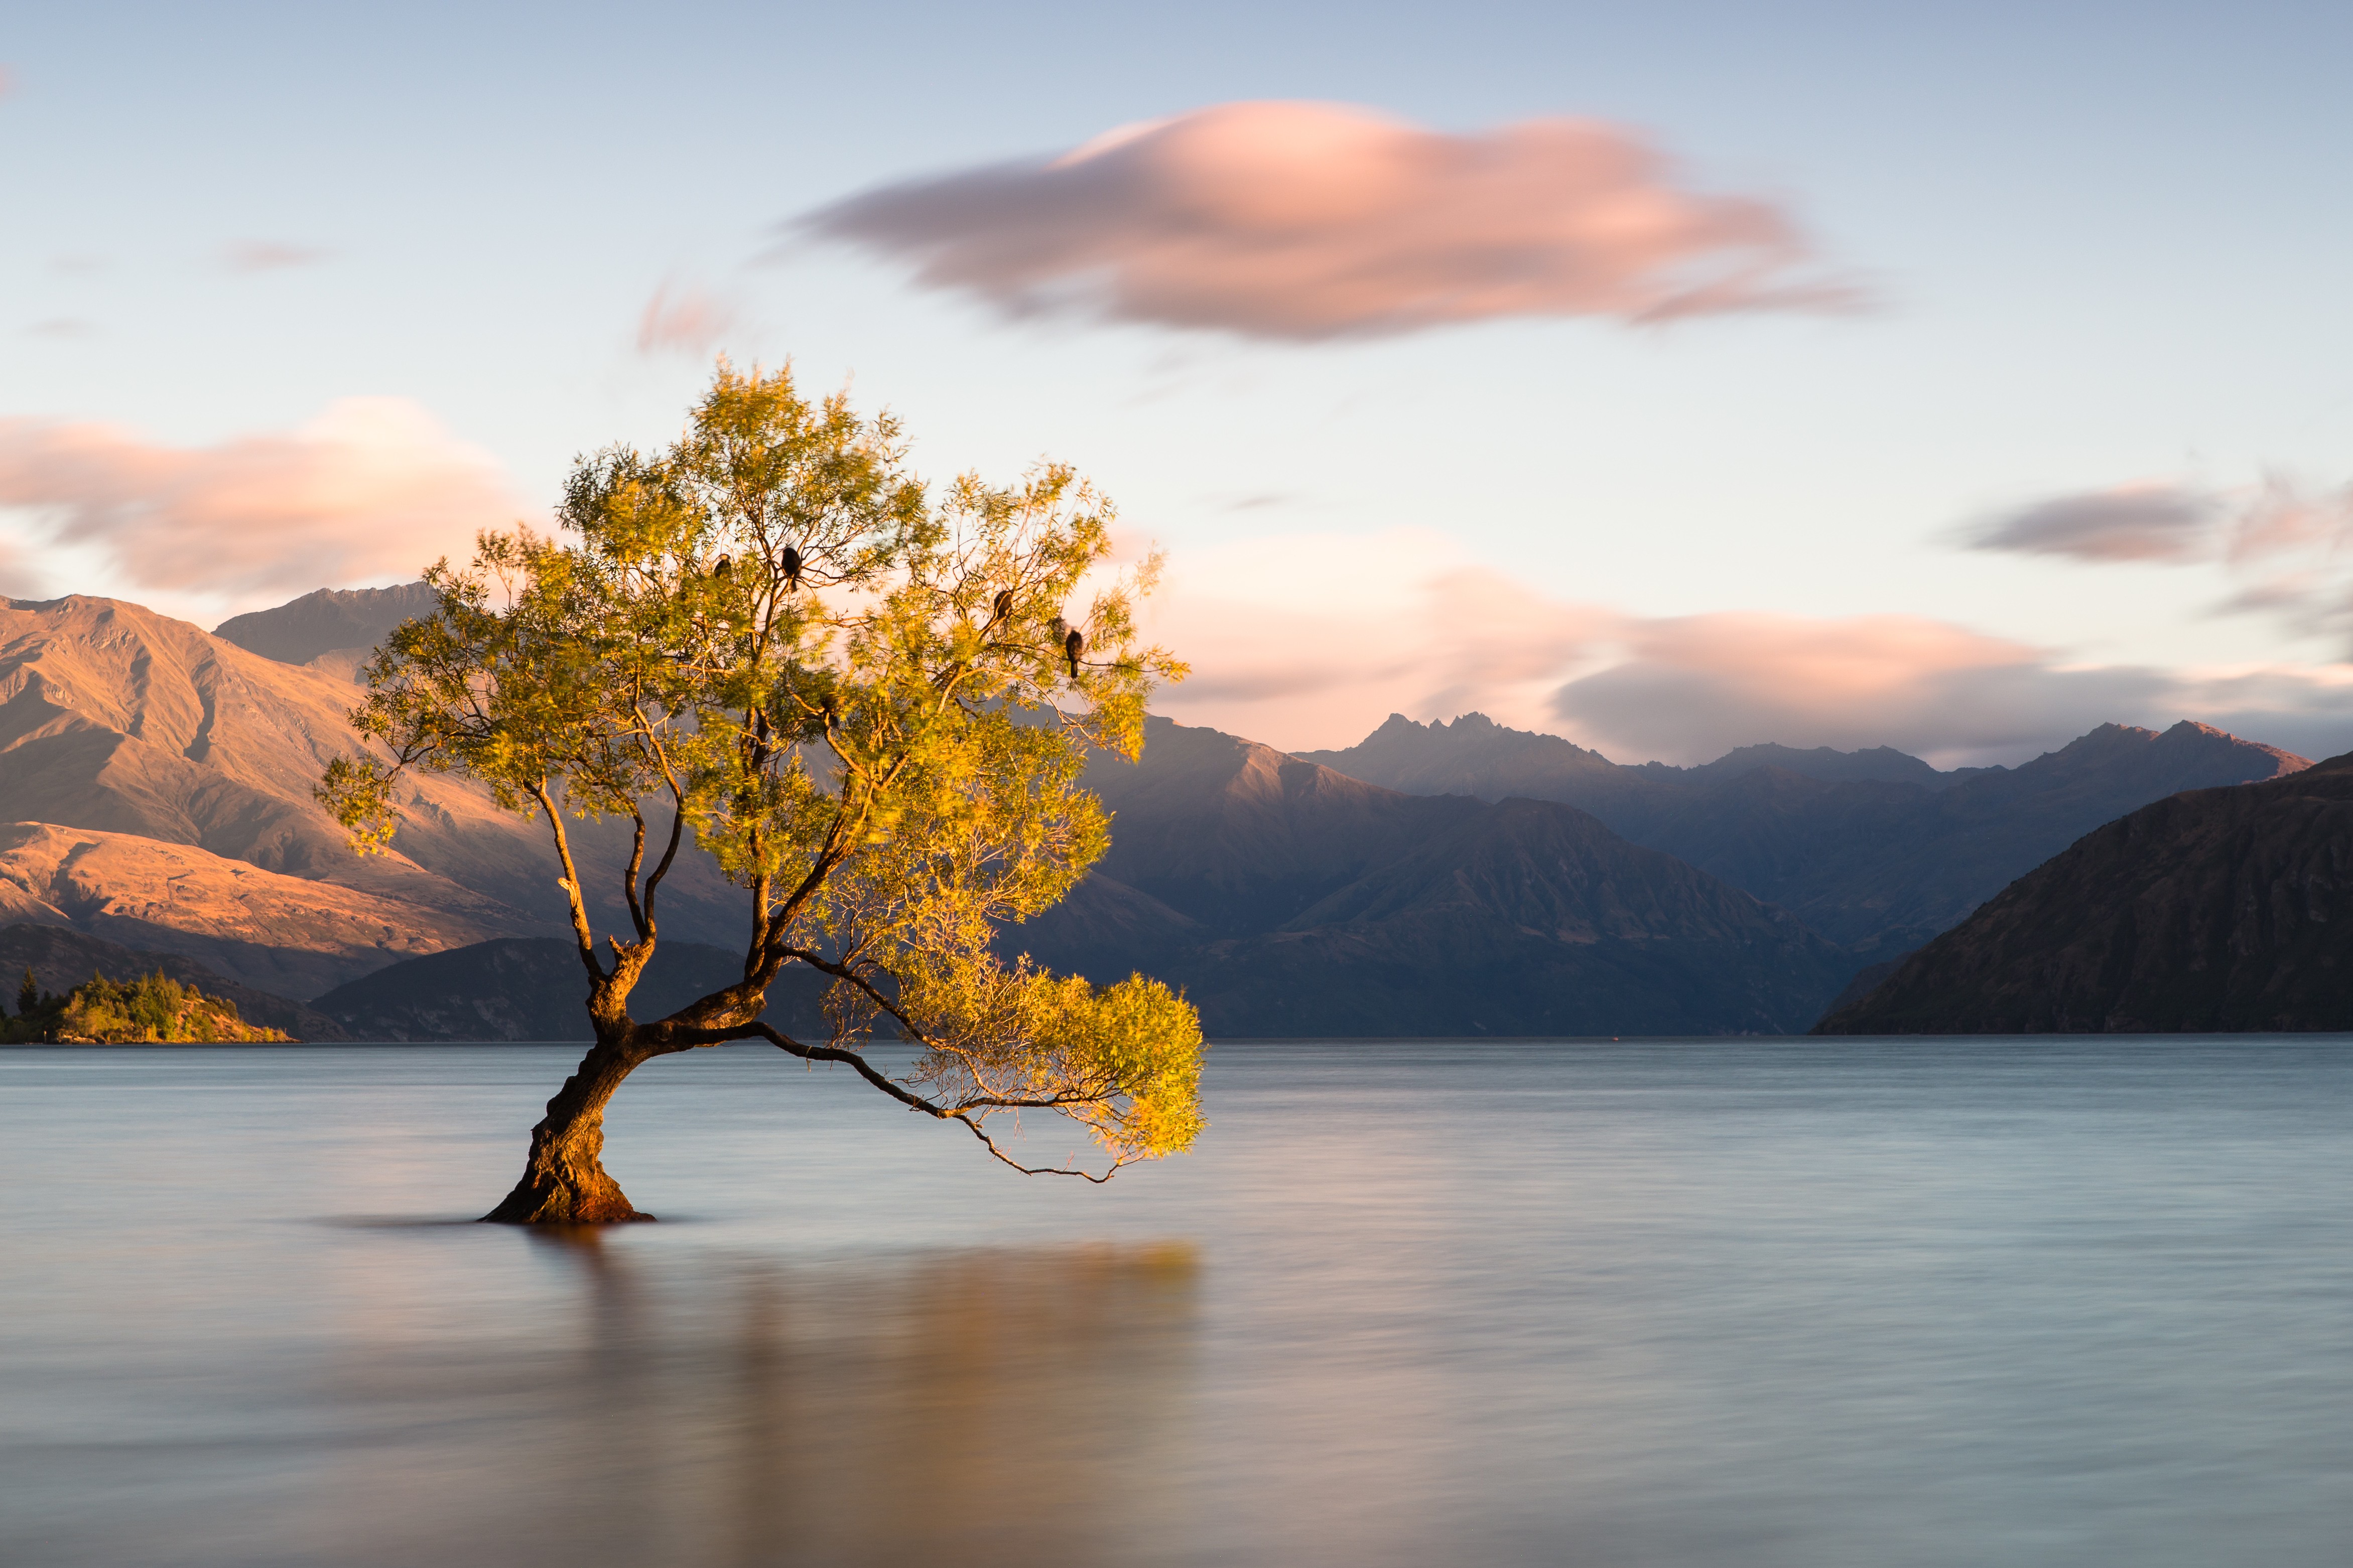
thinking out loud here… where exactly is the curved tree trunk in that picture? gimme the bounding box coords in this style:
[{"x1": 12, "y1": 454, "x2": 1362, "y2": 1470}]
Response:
[{"x1": 482, "y1": 1034, "x2": 658, "y2": 1224}]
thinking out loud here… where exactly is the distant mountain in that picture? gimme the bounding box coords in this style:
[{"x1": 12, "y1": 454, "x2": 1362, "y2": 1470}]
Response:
[
  {"x1": 1297, "y1": 713, "x2": 1621, "y2": 799},
  {"x1": 0, "y1": 922, "x2": 344, "y2": 1039},
  {"x1": 1304, "y1": 713, "x2": 2310, "y2": 953},
  {"x1": 1001, "y1": 717, "x2": 1853, "y2": 1035},
  {"x1": 1816, "y1": 753, "x2": 2353, "y2": 1033},
  {"x1": 1684, "y1": 742, "x2": 1959, "y2": 790},
  {"x1": 212, "y1": 582, "x2": 437, "y2": 668},
  {"x1": 0, "y1": 593, "x2": 749, "y2": 993},
  {"x1": 312, "y1": 938, "x2": 835, "y2": 1041}
]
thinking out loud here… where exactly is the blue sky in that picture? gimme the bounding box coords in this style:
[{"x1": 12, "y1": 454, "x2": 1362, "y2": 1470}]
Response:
[{"x1": 6, "y1": 1, "x2": 2351, "y2": 761}]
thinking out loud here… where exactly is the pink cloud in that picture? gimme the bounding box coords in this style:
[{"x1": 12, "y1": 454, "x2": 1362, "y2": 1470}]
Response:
[
  {"x1": 1547, "y1": 612, "x2": 2170, "y2": 762},
  {"x1": 795, "y1": 100, "x2": 1859, "y2": 341},
  {"x1": 1134, "y1": 529, "x2": 2353, "y2": 764},
  {"x1": 1133, "y1": 527, "x2": 1612, "y2": 745},
  {"x1": 635, "y1": 280, "x2": 738, "y2": 355},
  {"x1": 0, "y1": 399, "x2": 524, "y2": 600}
]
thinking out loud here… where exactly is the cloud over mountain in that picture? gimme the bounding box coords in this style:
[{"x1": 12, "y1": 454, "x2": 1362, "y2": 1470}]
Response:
[
  {"x1": 794, "y1": 100, "x2": 1855, "y2": 341},
  {"x1": 1137, "y1": 528, "x2": 2353, "y2": 763},
  {"x1": 0, "y1": 399, "x2": 522, "y2": 602},
  {"x1": 1545, "y1": 612, "x2": 2174, "y2": 761}
]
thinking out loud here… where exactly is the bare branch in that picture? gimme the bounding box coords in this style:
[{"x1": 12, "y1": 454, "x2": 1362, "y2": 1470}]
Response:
[
  {"x1": 774, "y1": 944, "x2": 929, "y2": 1044},
  {"x1": 530, "y1": 780, "x2": 608, "y2": 983}
]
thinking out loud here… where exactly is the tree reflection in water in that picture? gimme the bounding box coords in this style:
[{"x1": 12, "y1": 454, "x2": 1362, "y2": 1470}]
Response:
[{"x1": 325, "y1": 1233, "x2": 1205, "y2": 1568}]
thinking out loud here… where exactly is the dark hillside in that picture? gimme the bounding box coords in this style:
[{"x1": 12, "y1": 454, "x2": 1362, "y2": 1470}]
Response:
[
  {"x1": 312, "y1": 938, "x2": 836, "y2": 1041},
  {"x1": 1817, "y1": 754, "x2": 2353, "y2": 1033}
]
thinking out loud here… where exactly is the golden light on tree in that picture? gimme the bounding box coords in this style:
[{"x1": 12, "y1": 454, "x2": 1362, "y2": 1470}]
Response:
[{"x1": 319, "y1": 363, "x2": 1204, "y2": 1223}]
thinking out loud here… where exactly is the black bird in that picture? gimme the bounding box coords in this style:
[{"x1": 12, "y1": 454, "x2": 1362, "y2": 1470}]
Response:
[
  {"x1": 991, "y1": 588, "x2": 1014, "y2": 625},
  {"x1": 711, "y1": 554, "x2": 731, "y2": 578},
  {"x1": 1063, "y1": 627, "x2": 1084, "y2": 679},
  {"x1": 782, "y1": 545, "x2": 803, "y2": 590}
]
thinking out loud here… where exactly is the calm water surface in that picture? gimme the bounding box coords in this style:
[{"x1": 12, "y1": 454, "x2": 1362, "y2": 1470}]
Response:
[{"x1": 3, "y1": 1038, "x2": 2350, "y2": 1566}]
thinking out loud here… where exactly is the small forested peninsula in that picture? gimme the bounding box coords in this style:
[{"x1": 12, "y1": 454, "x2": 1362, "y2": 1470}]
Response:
[{"x1": 4, "y1": 969, "x2": 293, "y2": 1044}]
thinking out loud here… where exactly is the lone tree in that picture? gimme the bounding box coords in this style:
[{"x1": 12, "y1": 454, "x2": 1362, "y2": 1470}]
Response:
[{"x1": 318, "y1": 365, "x2": 1204, "y2": 1223}]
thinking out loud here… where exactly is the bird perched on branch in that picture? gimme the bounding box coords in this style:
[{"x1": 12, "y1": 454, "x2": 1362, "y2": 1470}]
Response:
[
  {"x1": 991, "y1": 588, "x2": 1014, "y2": 626},
  {"x1": 781, "y1": 545, "x2": 803, "y2": 590},
  {"x1": 710, "y1": 554, "x2": 731, "y2": 580},
  {"x1": 1063, "y1": 626, "x2": 1084, "y2": 679}
]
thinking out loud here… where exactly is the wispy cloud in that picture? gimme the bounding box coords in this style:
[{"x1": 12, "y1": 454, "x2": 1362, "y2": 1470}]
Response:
[
  {"x1": 24, "y1": 319, "x2": 96, "y2": 340},
  {"x1": 1134, "y1": 528, "x2": 2353, "y2": 764},
  {"x1": 0, "y1": 399, "x2": 522, "y2": 601},
  {"x1": 224, "y1": 240, "x2": 331, "y2": 273},
  {"x1": 793, "y1": 99, "x2": 1859, "y2": 341},
  {"x1": 1971, "y1": 473, "x2": 2353, "y2": 651},
  {"x1": 635, "y1": 279, "x2": 738, "y2": 355},
  {"x1": 1969, "y1": 483, "x2": 2219, "y2": 562}
]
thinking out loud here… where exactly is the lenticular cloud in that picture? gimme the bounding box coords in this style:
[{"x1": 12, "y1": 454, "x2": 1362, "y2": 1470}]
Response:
[{"x1": 794, "y1": 100, "x2": 1856, "y2": 340}]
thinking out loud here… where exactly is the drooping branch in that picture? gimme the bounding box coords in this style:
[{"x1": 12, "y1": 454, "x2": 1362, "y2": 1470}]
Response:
[{"x1": 725, "y1": 1021, "x2": 1127, "y2": 1183}]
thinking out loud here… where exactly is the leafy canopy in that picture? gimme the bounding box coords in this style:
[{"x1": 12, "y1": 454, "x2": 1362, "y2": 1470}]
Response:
[{"x1": 319, "y1": 364, "x2": 1203, "y2": 1173}]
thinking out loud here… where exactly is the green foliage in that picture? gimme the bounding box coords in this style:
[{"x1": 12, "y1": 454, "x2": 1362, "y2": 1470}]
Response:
[
  {"x1": 4, "y1": 971, "x2": 289, "y2": 1044},
  {"x1": 317, "y1": 361, "x2": 1206, "y2": 1172}
]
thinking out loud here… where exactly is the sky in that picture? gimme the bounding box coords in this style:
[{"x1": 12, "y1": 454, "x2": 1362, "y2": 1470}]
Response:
[{"x1": 5, "y1": 0, "x2": 2351, "y2": 765}]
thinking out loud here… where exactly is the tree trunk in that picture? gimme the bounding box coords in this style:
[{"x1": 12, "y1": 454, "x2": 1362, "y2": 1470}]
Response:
[{"x1": 482, "y1": 1035, "x2": 657, "y2": 1224}]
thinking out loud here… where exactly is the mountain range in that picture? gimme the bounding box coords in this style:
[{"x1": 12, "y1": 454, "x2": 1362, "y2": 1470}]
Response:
[
  {"x1": 1004, "y1": 719, "x2": 1850, "y2": 1035},
  {"x1": 0, "y1": 584, "x2": 2330, "y2": 1037},
  {"x1": 1302, "y1": 713, "x2": 2309, "y2": 956}
]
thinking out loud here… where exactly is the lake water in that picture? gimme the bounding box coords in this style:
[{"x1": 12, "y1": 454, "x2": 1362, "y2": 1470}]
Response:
[{"x1": 4, "y1": 1038, "x2": 2351, "y2": 1566}]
